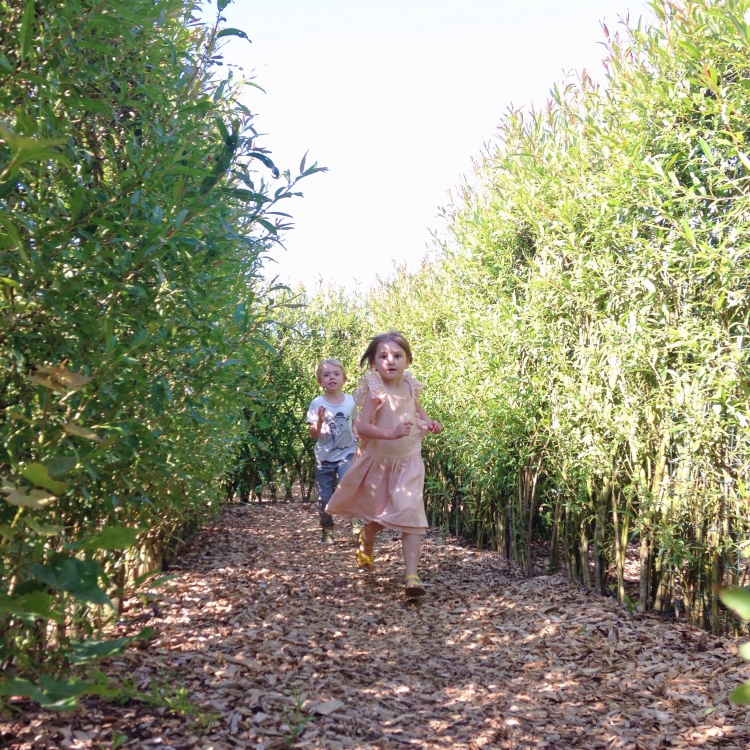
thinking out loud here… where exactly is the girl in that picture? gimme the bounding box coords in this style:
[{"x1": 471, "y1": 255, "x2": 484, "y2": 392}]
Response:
[{"x1": 325, "y1": 331, "x2": 442, "y2": 598}]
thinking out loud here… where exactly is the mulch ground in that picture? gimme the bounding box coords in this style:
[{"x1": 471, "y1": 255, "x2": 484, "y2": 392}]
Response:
[{"x1": 3, "y1": 502, "x2": 750, "y2": 749}]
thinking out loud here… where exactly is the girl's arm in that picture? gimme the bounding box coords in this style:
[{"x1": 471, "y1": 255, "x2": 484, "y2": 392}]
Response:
[
  {"x1": 416, "y1": 402, "x2": 443, "y2": 434},
  {"x1": 356, "y1": 396, "x2": 411, "y2": 440}
]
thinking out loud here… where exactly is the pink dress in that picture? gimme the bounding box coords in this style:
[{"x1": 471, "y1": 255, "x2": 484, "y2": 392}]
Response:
[{"x1": 325, "y1": 370, "x2": 429, "y2": 536}]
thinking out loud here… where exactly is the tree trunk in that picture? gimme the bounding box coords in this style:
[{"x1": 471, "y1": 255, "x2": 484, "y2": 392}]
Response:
[
  {"x1": 638, "y1": 535, "x2": 651, "y2": 612},
  {"x1": 580, "y1": 524, "x2": 591, "y2": 589},
  {"x1": 548, "y1": 495, "x2": 563, "y2": 573}
]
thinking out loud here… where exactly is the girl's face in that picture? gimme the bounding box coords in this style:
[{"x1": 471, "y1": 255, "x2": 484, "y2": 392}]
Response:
[{"x1": 373, "y1": 341, "x2": 409, "y2": 383}]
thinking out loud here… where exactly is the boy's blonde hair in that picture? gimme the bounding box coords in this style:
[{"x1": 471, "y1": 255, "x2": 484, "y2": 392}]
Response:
[{"x1": 316, "y1": 358, "x2": 347, "y2": 382}]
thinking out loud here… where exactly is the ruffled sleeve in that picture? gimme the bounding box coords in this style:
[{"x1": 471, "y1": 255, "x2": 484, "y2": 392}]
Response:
[
  {"x1": 404, "y1": 371, "x2": 424, "y2": 400},
  {"x1": 353, "y1": 369, "x2": 387, "y2": 415},
  {"x1": 353, "y1": 370, "x2": 387, "y2": 444}
]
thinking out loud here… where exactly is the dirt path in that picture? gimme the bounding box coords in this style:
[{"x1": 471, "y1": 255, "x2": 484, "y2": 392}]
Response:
[{"x1": 4, "y1": 503, "x2": 750, "y2": 749}]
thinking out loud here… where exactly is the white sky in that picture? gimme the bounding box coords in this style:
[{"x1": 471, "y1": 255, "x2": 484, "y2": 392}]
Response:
[{"x1": 220, "y1": 0, "x2": 652, "y2": 291}]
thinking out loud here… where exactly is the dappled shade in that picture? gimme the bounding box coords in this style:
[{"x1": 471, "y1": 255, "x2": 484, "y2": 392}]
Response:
[{"x1": 6, "y1": 503, "x2": 748, "y2": 748}]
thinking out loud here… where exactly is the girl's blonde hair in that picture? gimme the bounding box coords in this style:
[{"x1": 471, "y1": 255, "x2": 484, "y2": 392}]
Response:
[
  {"x1": 316, "y1": 358, "x2": 347, "y2": 382},
  {"x1": 360, "y1": 331, "x2": 413, "y2": 368}
]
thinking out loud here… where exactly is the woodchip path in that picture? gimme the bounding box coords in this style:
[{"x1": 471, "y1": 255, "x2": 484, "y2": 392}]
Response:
[{"x1": 4, "y1": 503, "x2": 750, "y2": 749}]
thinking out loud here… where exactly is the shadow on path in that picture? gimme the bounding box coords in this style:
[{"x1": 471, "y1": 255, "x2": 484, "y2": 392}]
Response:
[{"x1": 3, "y1": 503, "x2": 749, "y2": 749}]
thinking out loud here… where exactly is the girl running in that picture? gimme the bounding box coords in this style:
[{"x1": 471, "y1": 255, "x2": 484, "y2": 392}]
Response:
[{"x1": 325, "y1": 331, "x2": 442, "y2": 598}]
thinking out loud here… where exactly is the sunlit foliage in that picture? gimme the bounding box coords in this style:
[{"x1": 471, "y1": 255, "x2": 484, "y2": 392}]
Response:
[
  {"x1": 0, "y1": 0, "x2": 321, "y2": 703},
  {"x1": 279, "y1": 0, "x2": 750, "y2": 633}
]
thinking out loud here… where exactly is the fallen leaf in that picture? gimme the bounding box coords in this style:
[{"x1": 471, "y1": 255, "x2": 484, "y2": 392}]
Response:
[{"x1": 313, "y1": 699, "x2": 344, "y2": 715}]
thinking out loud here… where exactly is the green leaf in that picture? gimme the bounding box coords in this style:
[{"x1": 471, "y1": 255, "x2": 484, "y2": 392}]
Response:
[
  {"x1": 24, "y1": 517, "x2": 64, "y2": 536},
  {"x1": 0, "y1": 678, "x2": 46, "y2": 705},
  {"x1": 0, "y1": 591, "x2": 63, "y2": 623},
  {"x1": 147, "y1": 574, "x2": 177, "y2": 588},
  {"x1": 257, "y1": 218, "x2": 277, "y2": 235},
  {"x1": 737, "y1": 641, "x2": 750, "y2": 661},
  {"x1": 698, "y1": 138, "x2": 714, "y2": 162},
  {"x1": 249, "y1": 151, "x2": 279, "y2": 177},
  {"x1": 217, "y1": 28, "x2": 251, "y2": 43},
  {"x1": 0, "y1": 525, "x2": 17, "y2": 541},
  {"x1": 46, "y1": 455, "x2": 78, "y2": 478},
  {"x1": 21, "y1": 463, "x2": 68, "y2": 494},
  {"x1": 67, "y1": 636, "x2": 130, "y2": 664},
  {"x1": 0, "y1": 675, "x2": 116, "y2": 710},
  {"x1": 68, "y1": 626, "x2": 153, "y2": 664},
  {"x1": 63, "y1": 422, "x2": 103, "y2": 442},
  {"x1": 729, "y1": 682, "x2": 750, "y2": 705},
  {"x1": 30, "y1": 556, "x2": 111, "y2": 606},
  {"x1": 0, "y1": 216, "x2": 22, "y2": 251},
  {"x1": 73, "y1": 525, "x2": 140, "y2": 551},
  {"x1": 0, "y1": 276, "x2": 21, "y2": 290},
  {"x1": 718, "y1": 586, "x2": 750, "y2": 620},
  {"x1": 133, "y1": 568, "x2": 161, "y2": 588},
  {"x1": 0, "y1": 124, "x2": 67, "y2": 165},
  {"x1": 19, "y1": 0, "x2": 35, "y2": 61}
]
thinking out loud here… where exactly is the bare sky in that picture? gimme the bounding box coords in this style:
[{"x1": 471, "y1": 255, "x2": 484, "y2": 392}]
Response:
[{"x1": 220, "y1": 0, "x2": 652, "y2": 291}]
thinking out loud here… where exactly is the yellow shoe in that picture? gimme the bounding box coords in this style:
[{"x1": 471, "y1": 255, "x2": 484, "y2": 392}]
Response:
[
  {"x1": 405, "y1": 574, "x2": 426, "y2": 598},
  {"x1": 356, "y1": 531, "x2": 374, "y2": 569}
]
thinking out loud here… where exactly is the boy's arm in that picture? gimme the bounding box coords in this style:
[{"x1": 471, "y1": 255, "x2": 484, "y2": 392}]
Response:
[{"x1": 308, "y1": 404, "x2": 326, "y2": 439}]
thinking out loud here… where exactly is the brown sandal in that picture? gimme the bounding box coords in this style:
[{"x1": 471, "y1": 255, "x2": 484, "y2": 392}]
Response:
[{"x1": 405, "y1": 574, "x2": 426, "y2": 598}]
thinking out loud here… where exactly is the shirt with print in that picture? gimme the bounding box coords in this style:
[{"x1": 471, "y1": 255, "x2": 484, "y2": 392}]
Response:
[{"x1": 306, "y1": 394, "x2": 357, "y2": 462}]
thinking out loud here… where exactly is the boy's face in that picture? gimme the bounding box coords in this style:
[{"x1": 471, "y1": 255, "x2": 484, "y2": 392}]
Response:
[{"x1": 318, "y1": 365, "x2": 345, "y2": 393}]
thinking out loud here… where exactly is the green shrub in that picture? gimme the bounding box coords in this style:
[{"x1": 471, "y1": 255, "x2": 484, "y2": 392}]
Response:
[
  {"x1": 281, "y1": 0, "x2": 750, "y2": 633},
  {"x1": 0, "y1": 0, "x2": 321, "y2": 703}
]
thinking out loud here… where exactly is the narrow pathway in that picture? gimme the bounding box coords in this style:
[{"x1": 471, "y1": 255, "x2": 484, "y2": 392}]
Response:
[{"x1": 5, "y1": 503, "x2": 750, "y2": 749}]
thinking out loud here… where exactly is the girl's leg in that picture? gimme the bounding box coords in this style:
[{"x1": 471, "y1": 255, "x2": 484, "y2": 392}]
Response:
[
  {"x1": 402, "y1": 532, "x2": 422, "y2": 578},
  {"x1": 357, "y1": 521, "x2": 383, "y2": 569},
  {"x1": 362, "y1": 521, "x2": 383, "y2": 547}
]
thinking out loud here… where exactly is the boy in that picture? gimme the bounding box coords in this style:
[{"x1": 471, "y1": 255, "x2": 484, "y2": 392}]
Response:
[{"x1": 307, "y1": 359, "x2": 361, "y2": 543}]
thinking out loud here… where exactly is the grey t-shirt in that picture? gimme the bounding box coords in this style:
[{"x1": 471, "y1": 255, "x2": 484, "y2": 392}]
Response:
[{"x1": 306, "y1": 394, "x2": 357, "y2": 462}]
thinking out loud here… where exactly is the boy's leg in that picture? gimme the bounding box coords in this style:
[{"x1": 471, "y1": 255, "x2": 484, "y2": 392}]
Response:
[
  {"x1": 315, "y1": 461, "x2": 336, "y2": 541},
  {"x1": 336, "y1": 453, "x2": 362, "y2": 537},
  {"x1": 336, "y1": 453, "x2": 354, "y2": 480}
]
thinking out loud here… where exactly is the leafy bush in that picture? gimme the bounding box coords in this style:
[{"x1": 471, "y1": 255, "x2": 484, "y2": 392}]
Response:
[
  {"x1": 0, "y1": 0, "x2": 321, "y2": 703},
  {"x1": 227, "y1": 286, "x2": 367, "y2": 502},
  {"x1": 278, "y1": 0, "x2": 750, "y2": 633}
]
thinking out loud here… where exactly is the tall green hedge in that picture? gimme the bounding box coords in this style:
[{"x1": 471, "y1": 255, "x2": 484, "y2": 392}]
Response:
[
  {"x1": 388, "y1": 0, "x2": 750, "y2": 630},
  {"x1": 226, "y1": 285, "x2": 368, "y2": 503},
  {"x1": 0, "y1": 0, "x2": 321, "y2": 704},
  {"x1": 276, "y1": 0, "x2": 750, "y2": 633}
]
